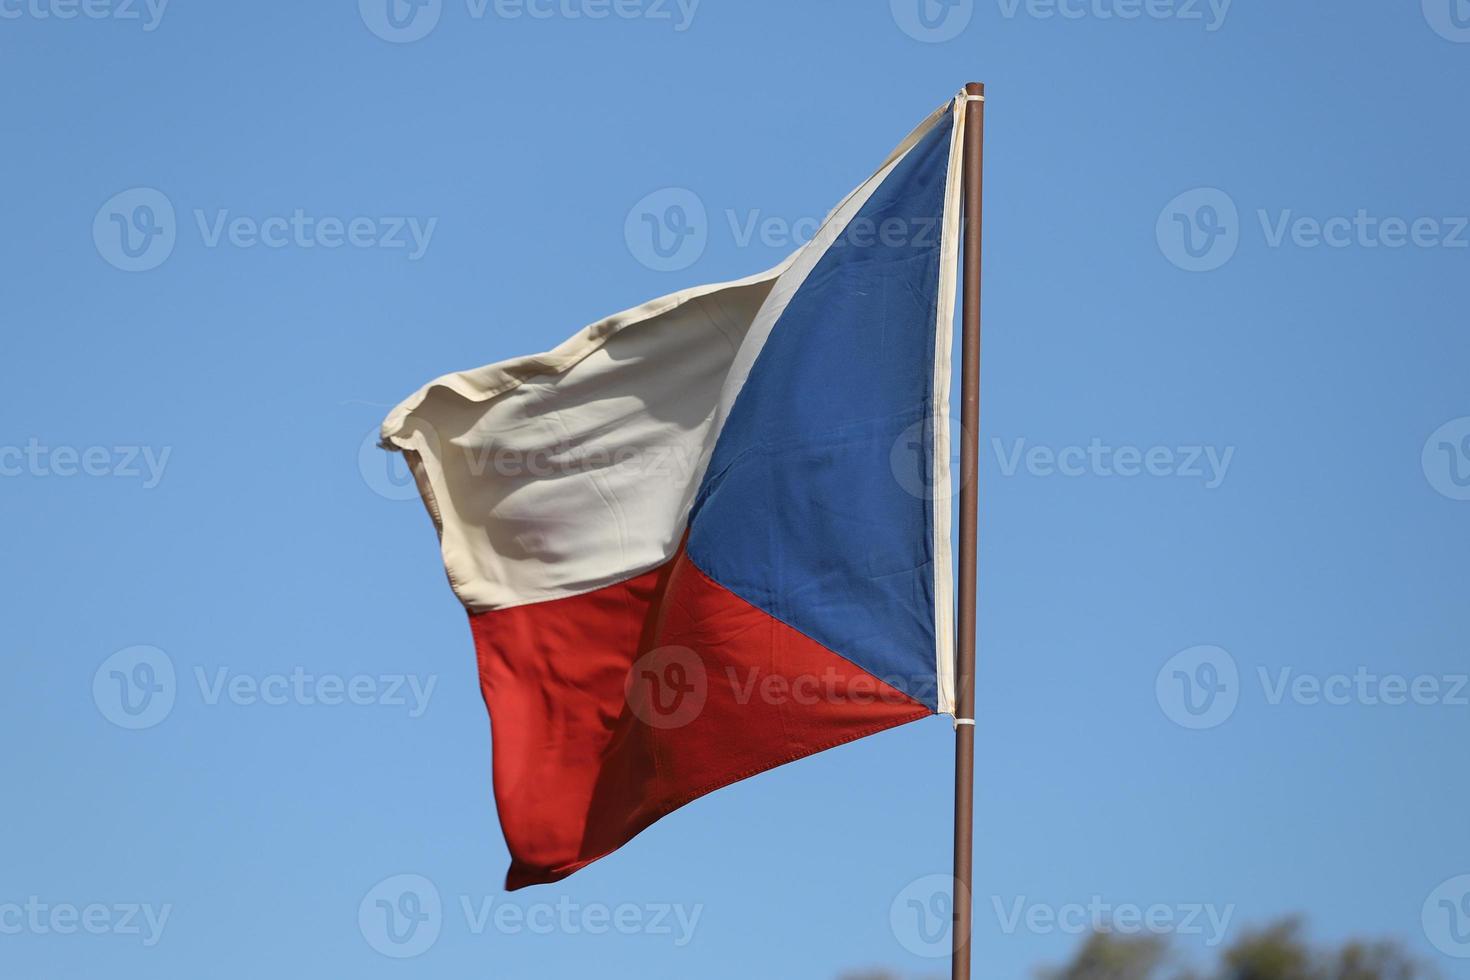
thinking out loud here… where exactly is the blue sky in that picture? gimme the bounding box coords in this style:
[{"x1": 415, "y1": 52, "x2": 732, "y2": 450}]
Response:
[{"x1": 3, "y1": 1, "x2": 1469, "y2": 978}]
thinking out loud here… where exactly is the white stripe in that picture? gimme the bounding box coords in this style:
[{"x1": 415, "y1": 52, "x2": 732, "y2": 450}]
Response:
[
  {"x1": 381, "y1": 99, "x2": 960, "y2": 614},
  {"x1": 381, "y1": 271, "x2": 783, "y2": 612}
]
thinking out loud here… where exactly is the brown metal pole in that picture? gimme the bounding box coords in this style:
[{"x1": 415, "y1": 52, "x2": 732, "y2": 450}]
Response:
[{"x1": 952, "y1": 80, "x2": 985, "y2": 980}]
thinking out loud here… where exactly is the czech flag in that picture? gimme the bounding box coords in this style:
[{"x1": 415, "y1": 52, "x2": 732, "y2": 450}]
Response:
[{"x1": 381, "y1": 94, "x2": 968, "y2": 889}]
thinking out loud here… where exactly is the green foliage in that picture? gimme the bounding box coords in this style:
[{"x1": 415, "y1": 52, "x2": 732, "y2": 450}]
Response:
[
  {"x1": 1222, "y1": 919, "x2": 1320, "y2": 980},
  {"x1": 1037, "y1": 918, "x2": 1437, "y2": 980},
  {"x1": 842, "y1": 916, "x2": 1436, "y2": 980},
  {"x1": 1326, "y1": 940, "x2": 1433, "y2": 980},
  {"x1": 1039, "y1": 932, "x2": 1172, "y2": 980}
]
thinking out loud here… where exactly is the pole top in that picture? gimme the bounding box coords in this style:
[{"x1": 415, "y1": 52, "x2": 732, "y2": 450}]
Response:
[{"x1": 964, "y1": 81, "x2": 985, "y2": 97}]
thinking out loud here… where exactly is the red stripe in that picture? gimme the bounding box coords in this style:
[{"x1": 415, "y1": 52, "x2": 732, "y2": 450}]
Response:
[{"x1": 468, "y1": 546, "x2": 931, "y2": 889}]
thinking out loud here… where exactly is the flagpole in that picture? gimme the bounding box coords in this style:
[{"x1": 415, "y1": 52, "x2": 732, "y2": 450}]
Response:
[{"x1": 952, "y1": 79, "x2": 985, "y2": 980}]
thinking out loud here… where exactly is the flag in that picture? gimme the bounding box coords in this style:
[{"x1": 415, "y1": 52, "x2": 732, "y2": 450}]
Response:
[{"x1": 381, "y1": 93, "x2": 968, "y2": 889}]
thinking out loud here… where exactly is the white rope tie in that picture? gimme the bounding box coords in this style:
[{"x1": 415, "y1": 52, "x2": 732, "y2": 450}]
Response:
[{"x1": 953, "y1": 717, "x2": 976, "y2": 729}]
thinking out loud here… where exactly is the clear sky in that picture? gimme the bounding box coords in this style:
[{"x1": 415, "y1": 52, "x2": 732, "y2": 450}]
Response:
[{"x1": 4, "y1": 2, "x2": 1469, "y2": 978}]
